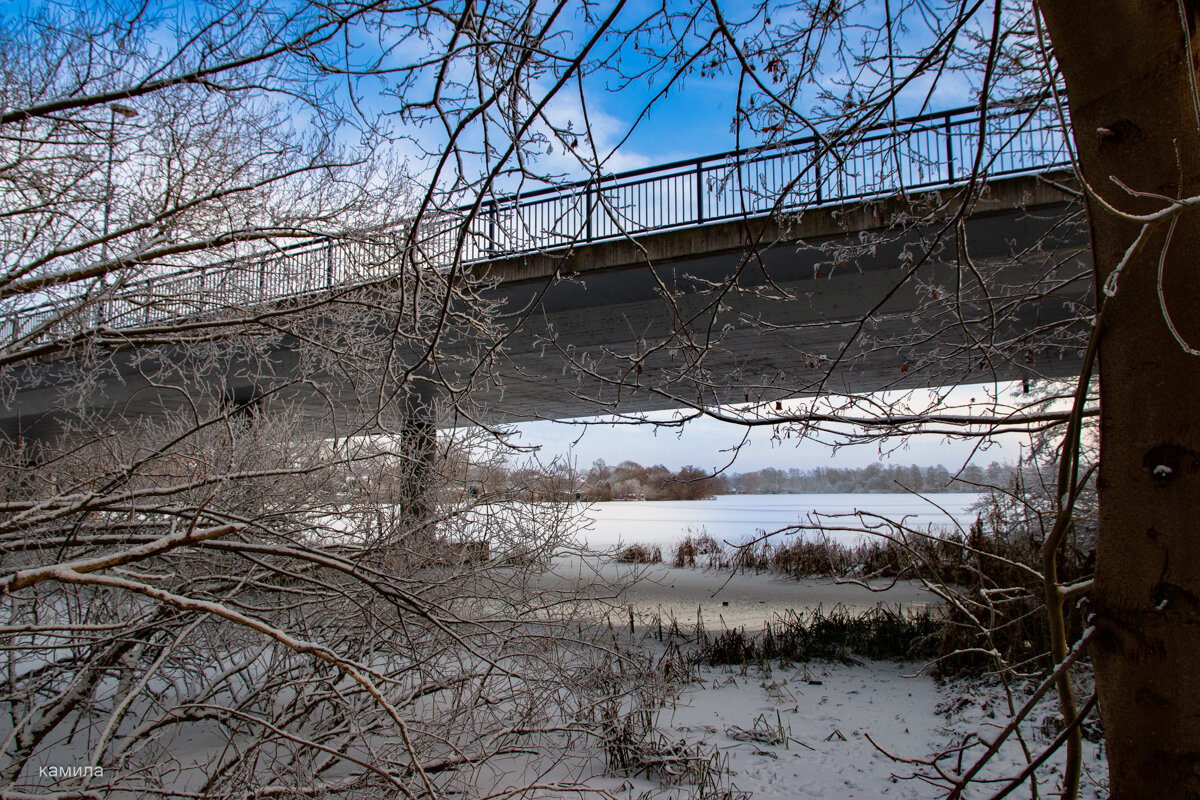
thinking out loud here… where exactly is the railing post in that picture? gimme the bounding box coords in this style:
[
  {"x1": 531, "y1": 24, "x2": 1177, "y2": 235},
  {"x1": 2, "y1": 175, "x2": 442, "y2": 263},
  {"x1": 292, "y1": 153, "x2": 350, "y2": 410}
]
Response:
[
  {"x1": 813, "y1": 147, "x2": 823, "y2": 204},
  {"x1": 482, "y1": 203, "x2": 492, "y2": 256},
  {"x1": 585, "y1": 183, "x2": 594, "y2": 242},
  {"x1": 487, "y1": 201, "x2": 497, "y2": 257},
  {"x1": 695, "y1": 162, "x2": 705, "y2": 224},
  {"x1": 945, "y1": 113, "x2": 955, "y2": 183},
  {"x1": 92, "y1": 278, "x2": 106, "y2": 329},
  {"x1": 326, "y1": 244, "x2": 335, "y2": 289}
]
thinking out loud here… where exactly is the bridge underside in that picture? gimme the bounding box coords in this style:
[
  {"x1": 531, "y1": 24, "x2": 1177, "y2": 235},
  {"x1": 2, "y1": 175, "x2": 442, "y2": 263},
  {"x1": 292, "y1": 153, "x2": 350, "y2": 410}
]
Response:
[
  {"x1": 470, "y1": 174, "x2": 1091, "y2": 423},
  {"x1": 2, "y1": 174, "x2": 1090, "y2": 443}
]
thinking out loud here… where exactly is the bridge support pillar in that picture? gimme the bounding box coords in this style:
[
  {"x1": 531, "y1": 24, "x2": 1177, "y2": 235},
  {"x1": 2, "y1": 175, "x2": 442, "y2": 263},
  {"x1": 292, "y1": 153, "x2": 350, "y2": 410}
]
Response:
[
  {"x1": 398, "y1": 379, "x2": 438, "y2": 529},
  {"x1": 11, "y1": 436, "x2": 46, "y2": 501}
]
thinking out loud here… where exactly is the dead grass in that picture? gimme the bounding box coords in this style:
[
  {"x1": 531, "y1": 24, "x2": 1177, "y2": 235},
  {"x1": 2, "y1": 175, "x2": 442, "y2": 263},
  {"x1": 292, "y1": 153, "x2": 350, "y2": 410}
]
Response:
[
  {"x1": 670, "y1": 532, "x2": 725, "y2": 568},
  {"x1": 695, "y1": 604, "x2": 942, "y2": 666},
  {"x1": 615, "y1": 543, "x2": 663, "y2": 564}
]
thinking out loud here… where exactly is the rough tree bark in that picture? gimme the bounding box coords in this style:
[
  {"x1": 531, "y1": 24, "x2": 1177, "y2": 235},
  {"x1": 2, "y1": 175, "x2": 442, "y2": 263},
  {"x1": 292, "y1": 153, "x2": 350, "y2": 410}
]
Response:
[{"x1": 1039, "y1": 2, "x2": 1200, "y2": 795}]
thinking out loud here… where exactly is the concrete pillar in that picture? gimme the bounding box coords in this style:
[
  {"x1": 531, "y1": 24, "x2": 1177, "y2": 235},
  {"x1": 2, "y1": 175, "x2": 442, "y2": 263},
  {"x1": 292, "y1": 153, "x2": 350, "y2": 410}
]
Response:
[
  {"x1": 11, "y1": 435, "x2": 45, "y2": 501},
  {"x1": 220, "y1": 384, "x2": 262, "y2": 423},
  {"x1": 398, "y1": 379, "x2": 438, "y2": 528}
]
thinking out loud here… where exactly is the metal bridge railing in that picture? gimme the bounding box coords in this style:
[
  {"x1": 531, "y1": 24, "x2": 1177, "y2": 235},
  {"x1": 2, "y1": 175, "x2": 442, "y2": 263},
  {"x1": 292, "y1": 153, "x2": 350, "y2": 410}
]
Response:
[
  {"x1": 450, "y1": 99, "x2": 1070, "y2": 260},
  {"x1": 7, "y1": 99, "x2": 1070, "y2": 345}
]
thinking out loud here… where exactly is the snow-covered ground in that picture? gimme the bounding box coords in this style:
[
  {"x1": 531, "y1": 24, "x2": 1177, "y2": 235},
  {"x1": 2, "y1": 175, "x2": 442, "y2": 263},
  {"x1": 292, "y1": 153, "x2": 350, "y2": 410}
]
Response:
[
  {"x1": 535, "y1": 557, "x2": 1109, "y2": 799},
  {"x1": 573, "y1": 653, "x2": 1108, "y2": 799}
]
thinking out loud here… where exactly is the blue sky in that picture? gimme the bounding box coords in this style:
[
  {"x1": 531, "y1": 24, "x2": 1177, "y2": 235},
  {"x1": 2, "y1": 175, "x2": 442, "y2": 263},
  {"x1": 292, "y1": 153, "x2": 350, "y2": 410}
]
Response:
[
  {"x1": 368, "y1": 0, "x2": 992, "y2": 195},
  {"x1": 526, "y1": 0, "x2": 985, "y2": 177}
]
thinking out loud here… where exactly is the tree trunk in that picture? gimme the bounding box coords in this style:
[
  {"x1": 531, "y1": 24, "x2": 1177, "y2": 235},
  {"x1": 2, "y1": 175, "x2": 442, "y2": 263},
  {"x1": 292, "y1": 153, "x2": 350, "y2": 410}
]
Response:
[{"x1": 1039, "y1": 2, "x2": 1200, "y2": 795}]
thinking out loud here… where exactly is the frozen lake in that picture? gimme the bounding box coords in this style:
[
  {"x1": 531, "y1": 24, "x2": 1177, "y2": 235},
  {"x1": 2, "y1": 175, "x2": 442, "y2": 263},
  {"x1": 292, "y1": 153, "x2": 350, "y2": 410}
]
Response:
[
  {"x1": 575, "y1": 492, "x2": 982, "y2": 551},
  {"x1": 542, "y1": 493, "x2": 982, "y2": 629}
]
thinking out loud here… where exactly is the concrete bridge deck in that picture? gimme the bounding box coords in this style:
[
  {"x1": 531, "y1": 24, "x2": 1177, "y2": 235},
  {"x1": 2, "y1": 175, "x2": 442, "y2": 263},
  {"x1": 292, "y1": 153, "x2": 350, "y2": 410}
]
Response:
[{"x1": 2, "y1": 101, "x2": 1089, "y2": 442}]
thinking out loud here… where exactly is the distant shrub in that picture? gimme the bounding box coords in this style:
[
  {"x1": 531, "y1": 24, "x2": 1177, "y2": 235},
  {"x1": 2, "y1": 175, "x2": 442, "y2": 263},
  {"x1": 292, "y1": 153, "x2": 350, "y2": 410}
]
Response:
[
  {"x1": 614, "y1": 543, "x2": 662, "y2": 564},
  {"x1": 671, "y1": 532, "x2": 725, "y2": 567}
]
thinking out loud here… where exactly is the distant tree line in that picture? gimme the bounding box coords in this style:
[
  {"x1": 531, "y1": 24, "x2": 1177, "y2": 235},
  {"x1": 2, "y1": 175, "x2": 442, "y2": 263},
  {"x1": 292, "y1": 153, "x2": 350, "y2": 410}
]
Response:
[
  {"x1": 559, "y1": 459, "x2": 1013, "y2": 501},
  {"x1": 454, "y1": 459, "x2": 723, "y2": 502},
  {"x1": 726, "y1": 462, "x2": 1013, "y2": 495}
]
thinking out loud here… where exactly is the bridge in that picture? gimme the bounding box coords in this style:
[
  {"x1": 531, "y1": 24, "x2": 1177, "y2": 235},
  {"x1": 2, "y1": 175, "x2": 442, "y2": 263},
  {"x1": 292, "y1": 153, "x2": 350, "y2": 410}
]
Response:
[{"x1": 3, "y1": 100, "x2": 1088, "y2": 443}]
